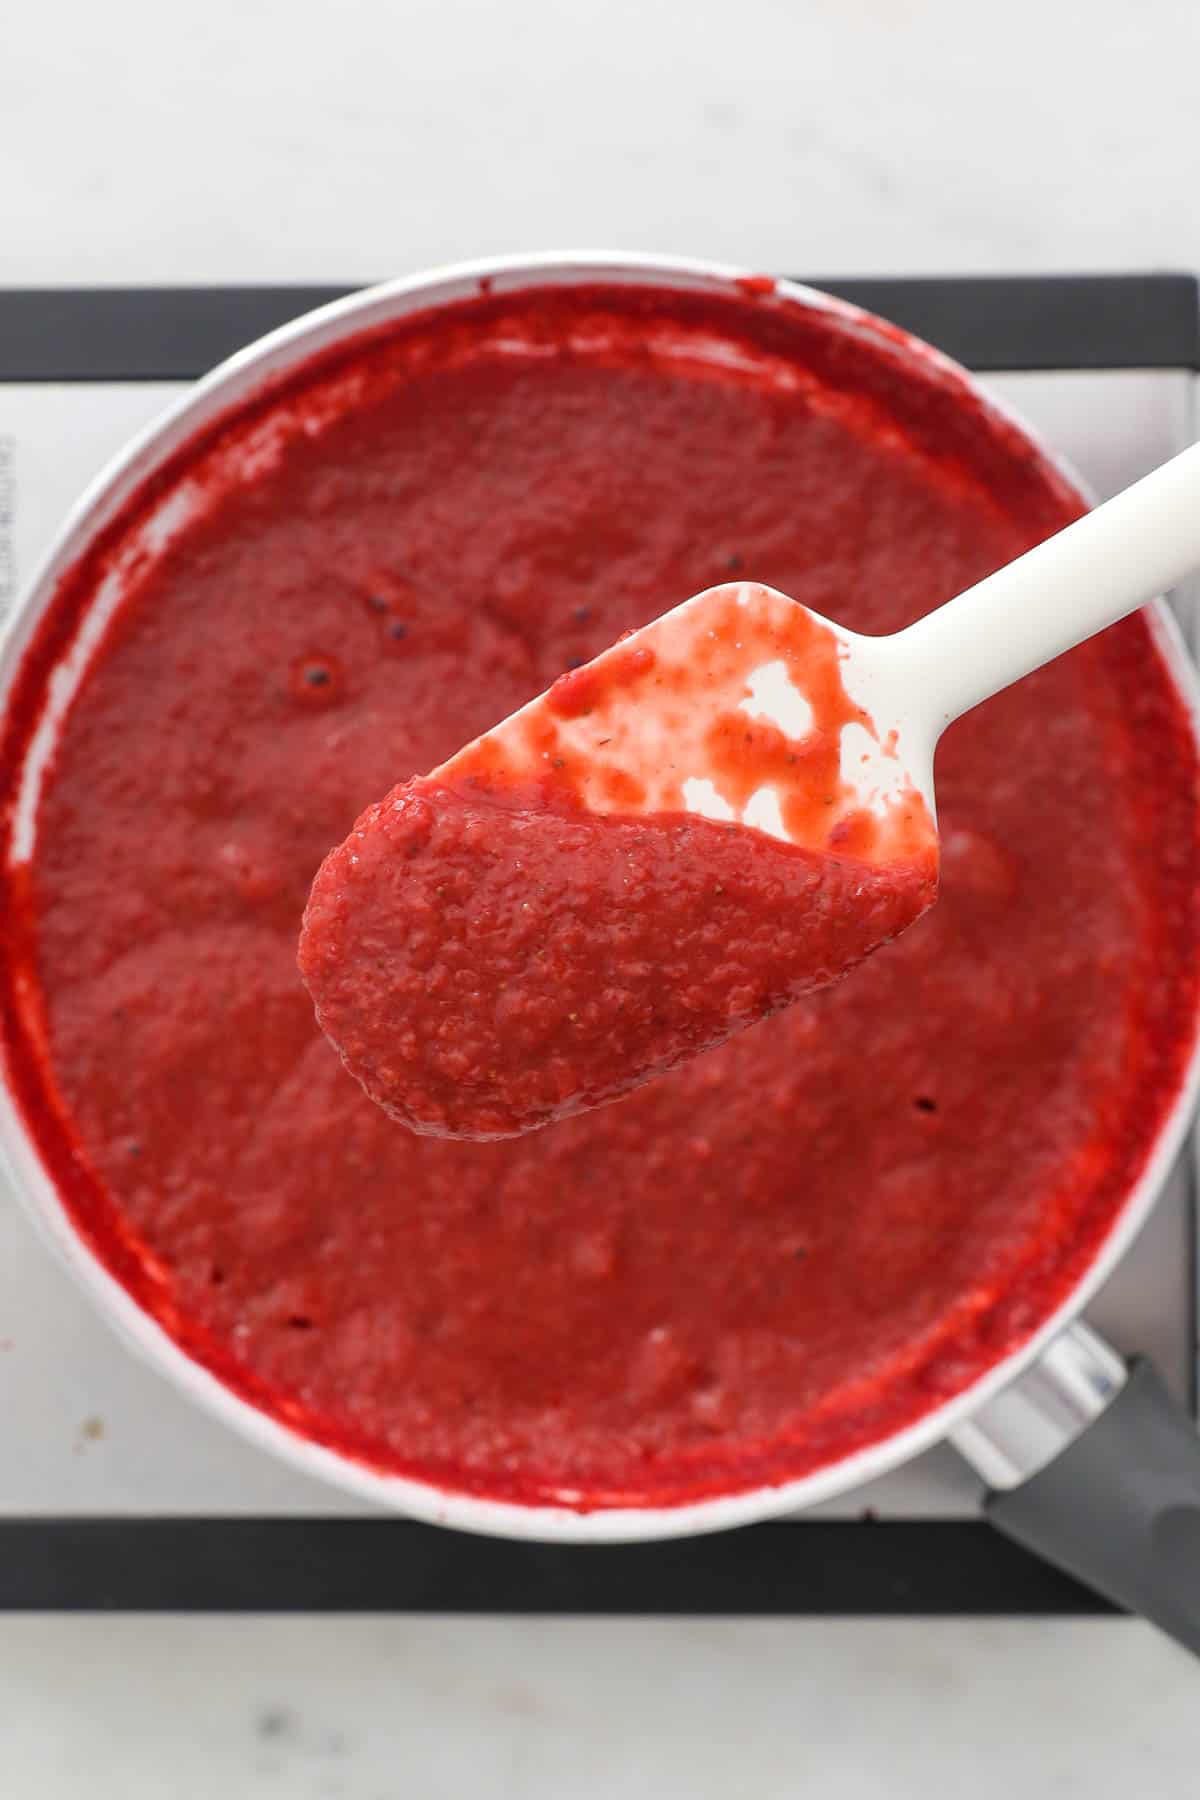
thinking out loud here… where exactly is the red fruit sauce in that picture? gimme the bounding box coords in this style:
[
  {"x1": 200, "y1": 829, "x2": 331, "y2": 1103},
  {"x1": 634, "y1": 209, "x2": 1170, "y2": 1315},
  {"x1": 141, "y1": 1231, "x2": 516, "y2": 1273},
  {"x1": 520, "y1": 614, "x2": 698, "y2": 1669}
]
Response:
[
  {"x1": 300, "y1": 577, "x2": 940, "y2": 1139},
  {"x1": 2, "y1": 282, "x2": 1199, "y2": 1510},
  {"x1": 299, "y1": 777, "x2": 936, "y2": 1140}
]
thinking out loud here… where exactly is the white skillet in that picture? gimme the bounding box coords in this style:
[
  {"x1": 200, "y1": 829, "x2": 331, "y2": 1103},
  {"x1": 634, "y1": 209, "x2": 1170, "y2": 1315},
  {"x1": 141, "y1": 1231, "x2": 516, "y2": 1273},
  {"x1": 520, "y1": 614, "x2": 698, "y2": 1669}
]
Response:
[{"x1": 2, "y1": 257, "x2": 1200, "y2": 1654}]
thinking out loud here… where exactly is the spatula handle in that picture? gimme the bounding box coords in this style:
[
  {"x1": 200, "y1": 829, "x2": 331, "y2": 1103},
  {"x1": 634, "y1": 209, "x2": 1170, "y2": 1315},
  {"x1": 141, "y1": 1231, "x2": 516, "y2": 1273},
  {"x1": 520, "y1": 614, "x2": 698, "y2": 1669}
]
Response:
[{"x1": 892, "y1": 439, "x2": 1200, "y2": 730}]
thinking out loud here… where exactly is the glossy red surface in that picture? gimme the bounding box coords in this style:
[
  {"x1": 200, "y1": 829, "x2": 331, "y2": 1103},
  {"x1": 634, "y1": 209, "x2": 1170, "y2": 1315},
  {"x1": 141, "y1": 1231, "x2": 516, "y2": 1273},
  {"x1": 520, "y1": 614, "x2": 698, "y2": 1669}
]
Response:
[
  {"x1": 2, "y1": 282, "x2": 1198, "y2": 1510},
  {"x1": 300, "y1": 777, "x2": 935, "y2": 1139}
]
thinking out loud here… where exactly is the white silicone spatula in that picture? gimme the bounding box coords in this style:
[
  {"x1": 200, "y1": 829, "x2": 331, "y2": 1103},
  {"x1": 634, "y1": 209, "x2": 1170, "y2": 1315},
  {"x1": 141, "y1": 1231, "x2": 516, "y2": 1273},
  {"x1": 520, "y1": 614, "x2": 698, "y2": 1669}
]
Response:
[{"x1": 438, "y1": 442, "x2": 1200, "y2": 867}]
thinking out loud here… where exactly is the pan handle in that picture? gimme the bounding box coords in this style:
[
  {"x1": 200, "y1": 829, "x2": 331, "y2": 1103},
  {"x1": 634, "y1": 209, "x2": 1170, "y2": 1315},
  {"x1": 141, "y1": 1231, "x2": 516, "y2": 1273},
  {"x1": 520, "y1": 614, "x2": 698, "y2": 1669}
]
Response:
[{"x1": 951, "y1": 1321, "x2": 1200, "y2": 1657}]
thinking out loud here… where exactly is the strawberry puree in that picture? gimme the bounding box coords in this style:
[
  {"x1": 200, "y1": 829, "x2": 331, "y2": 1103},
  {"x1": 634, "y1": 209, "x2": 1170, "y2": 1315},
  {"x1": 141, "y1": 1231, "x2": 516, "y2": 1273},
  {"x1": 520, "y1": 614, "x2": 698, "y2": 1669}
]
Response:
[
  {"x1": 1, "y1": 281, "x2": 1198, "y2": 1510},
  {"x1": 300, "y1": 777, "x2": 935, "y2": 1139},
  {"x1": 301, "y1": 579, "x2": 938, "y2": 1137}
]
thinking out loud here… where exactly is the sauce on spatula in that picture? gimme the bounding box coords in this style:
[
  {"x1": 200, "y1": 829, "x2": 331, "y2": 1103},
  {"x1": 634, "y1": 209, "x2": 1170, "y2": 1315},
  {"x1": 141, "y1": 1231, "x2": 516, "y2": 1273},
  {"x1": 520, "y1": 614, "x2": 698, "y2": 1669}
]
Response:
[{"x1": 299, "y1": 582, "x2": 938, "y2": 1138}]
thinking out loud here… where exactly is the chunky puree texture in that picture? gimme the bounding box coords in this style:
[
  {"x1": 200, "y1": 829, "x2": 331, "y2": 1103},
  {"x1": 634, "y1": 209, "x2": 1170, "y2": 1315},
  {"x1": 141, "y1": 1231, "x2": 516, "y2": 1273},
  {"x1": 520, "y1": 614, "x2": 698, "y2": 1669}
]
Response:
[
  {"x1": 300, "y1": 776, "x2": 936, "y2": 1139},
  {"x1": 2, "y1": 282, "x2": 1198, "y2": 1509}
]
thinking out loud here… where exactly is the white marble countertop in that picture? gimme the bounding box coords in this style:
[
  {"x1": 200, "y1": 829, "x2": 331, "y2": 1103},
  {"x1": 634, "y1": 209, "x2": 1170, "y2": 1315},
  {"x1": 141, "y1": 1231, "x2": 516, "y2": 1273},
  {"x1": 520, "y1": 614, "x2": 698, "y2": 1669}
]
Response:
[
  {"x1": 6, "y1": 0, "x2": 1200, "y2": 1790},
  {"x1": 3, "y1": 1615, "x2": 1197, "y2": 1798}
]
